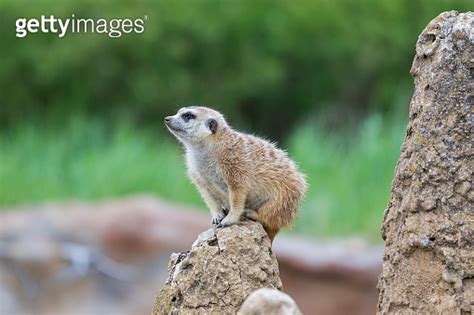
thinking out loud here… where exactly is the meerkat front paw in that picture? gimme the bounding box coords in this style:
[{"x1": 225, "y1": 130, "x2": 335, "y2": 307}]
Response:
[
  {"x1": 215, "y1": 219, "x2": 235, "y2": 229},
  {"x1": 212, "y1": 216, "x2": 226, "y2": 226},
  {"x1": 216, "y1": 215, "x2": 240, "y2": 229},
  {"x1": 212, "y1": 208, "x2": 228, "y2": 227},
  {"x1": 212, "y1": 217, "x2": 221, "y2": 226}
]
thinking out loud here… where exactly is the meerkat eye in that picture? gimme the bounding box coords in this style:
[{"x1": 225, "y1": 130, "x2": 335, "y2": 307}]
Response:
[{"x1": 181, "y1": 112, "x2": 196, "y2": 122}]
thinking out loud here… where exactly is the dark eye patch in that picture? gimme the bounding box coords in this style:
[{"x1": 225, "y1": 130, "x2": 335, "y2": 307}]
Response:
[{"x1": 181, "y1": 112, "x2": 196, "y2": 122}]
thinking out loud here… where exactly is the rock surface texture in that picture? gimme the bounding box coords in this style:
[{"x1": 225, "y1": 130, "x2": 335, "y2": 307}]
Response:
[
  {"x1": 377, "y1": 11, "x2": 473, "y2": 314},
  {"x1": 152, "y1": 221, "x2": 282, "y2": 314}
]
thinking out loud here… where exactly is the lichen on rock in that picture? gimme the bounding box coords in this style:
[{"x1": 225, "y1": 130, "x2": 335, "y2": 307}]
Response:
[{"x1": 152, "y1": 221, "x2": 282, "y2": 314}]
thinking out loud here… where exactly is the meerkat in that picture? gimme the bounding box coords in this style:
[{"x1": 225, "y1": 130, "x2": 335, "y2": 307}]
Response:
[{"x1": 164, "y1": 106, "x2": 307, "y2": 241}]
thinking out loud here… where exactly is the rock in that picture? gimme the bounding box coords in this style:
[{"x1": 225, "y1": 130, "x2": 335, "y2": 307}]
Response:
[
  {"x1": 377, "y1": 11, "x2": 474, "y2": 314},
  {"x1": 152, "y1": 221, "x2": 282, "y2": 314},
  {"x1": 191, "y1": 228, "x2": 215, "y2": 248},
  {"x1": 238, "y1": 288, "x2": 302, "y2": 315}
]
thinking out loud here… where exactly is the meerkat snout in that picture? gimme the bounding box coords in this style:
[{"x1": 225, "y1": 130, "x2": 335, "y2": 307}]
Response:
[{"x1": 165, "y1": 106, "x2": 307, "y2": 242}]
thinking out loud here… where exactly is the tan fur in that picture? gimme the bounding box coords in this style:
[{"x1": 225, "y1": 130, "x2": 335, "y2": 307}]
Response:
[{"x1": 164, "y1": 106, "x2": 307, "y2": 241}]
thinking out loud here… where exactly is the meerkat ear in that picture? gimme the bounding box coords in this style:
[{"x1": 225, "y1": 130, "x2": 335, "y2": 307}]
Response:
[{"x1": 207, "y1": 119, "x2": 218, "y2": 134}]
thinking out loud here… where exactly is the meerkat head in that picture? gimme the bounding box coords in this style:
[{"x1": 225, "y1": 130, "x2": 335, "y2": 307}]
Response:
[{"x1": 164, "y1": 106, "x2": 228, "y2": 145}]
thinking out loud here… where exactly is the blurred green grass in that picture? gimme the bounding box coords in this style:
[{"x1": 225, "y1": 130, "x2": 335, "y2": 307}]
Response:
[
  {"x1": 0, "y1": 117, "x2": 200, "y2": 206},
  {"x1": 290, "y1": 115, "x2": 405, "y2": 239},
  {"x1": 0, "y1": 115, "x2": 405, "y2": 240}
]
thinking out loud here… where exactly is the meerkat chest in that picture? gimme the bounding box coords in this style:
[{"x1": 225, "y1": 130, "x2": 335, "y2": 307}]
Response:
[{"x1": 186, "y1": 149, "x2": 228, "y2": 193}]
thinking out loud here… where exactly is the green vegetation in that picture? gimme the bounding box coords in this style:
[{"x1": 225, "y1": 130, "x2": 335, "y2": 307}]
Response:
[
  {"x1": 0, "y1": 115, "x2": 405, "y2": 240},
  {"x1": 0, "y1": 118, "x2": 200, "y2": 206},
  {"x1": 290, "y1": 115, "x2": 405, "y2": 239},
  {"x1": 1, "y1": 0, "x2": 468, "y2": 239},
  {"x1": 1, "y1": 0, "x2": 471, "y2": 139}
]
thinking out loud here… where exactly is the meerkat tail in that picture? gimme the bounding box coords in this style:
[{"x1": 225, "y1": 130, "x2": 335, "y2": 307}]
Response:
[{"x1": 264, "y1": 227, "x2": 280, "y2": 243}]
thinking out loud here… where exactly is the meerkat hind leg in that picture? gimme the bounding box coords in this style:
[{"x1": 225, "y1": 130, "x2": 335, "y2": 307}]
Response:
[
  {"x1": 216, "y1": 189, "x2": 247, "y2": 228},
  {"x1": 243, "y1": 209, "x2": 258, "y2": 221}
]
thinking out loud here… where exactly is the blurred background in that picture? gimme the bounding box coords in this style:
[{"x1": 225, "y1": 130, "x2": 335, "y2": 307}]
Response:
[{"x1": 0, "y1": 0, "x2": 471, "y2": 314}]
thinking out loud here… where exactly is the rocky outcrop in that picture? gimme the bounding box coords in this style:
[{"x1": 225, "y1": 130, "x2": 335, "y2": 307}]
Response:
[
  {"x1": 377, "y1": 11, "x2": 473, "y2": 314},
  {"x1": 152, "y1": 221, "x2": 282, "y2": 314}
]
